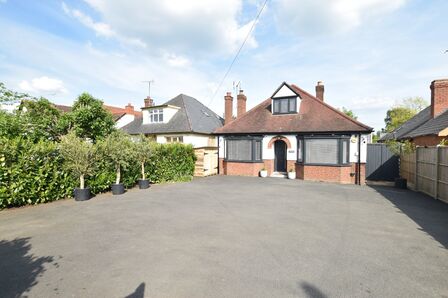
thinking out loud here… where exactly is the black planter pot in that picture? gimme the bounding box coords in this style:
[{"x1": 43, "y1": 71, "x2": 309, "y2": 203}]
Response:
[
  {"x1": 395, "y1": 177, "x2": 407, "y2": 189},
  {"x1": 74, "y1": 187, "x2": 91, "y2": 201},
  {"x1": 138, "y1": 179, "x2": 150, "y2": 189},
  {"x1": 111, "y1": 183, "x2": 125, "y2": 195}
]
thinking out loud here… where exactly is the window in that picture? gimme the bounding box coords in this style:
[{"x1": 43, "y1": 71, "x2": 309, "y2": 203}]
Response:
[
  {"x1": 149, "y1": 109, "x2": 163, "y2": 123},
  {"x1": 225, "y1": 137, "x2": 262, "y2": 162},
  {"x1": 272, "y1": 97, "x2": 297, "y2": 114},
  {"x1": 305, "y1": 139, "x2": 339, "y2": 164},
  {"x1": 297, "y1": 136, "x2": 350, "y2": 165},
  {"x1": 297, "y1": 138, "x2": 303, "y2": 162},
  {"x1": 166, "y1": 136, "x2": 183, "y2": 143}
]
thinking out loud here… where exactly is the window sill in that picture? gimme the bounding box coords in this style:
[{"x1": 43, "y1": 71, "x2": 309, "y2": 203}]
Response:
[
  {"x1": 295, "y1": 162, "x2": 352, "y2": 167},
  {"x1": 224, "y1": 160, "x2": 264, "y2": 163}
]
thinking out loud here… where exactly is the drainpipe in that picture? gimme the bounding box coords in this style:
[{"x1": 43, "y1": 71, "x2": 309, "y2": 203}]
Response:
[
  {"x1": 217, "y1": 136, "x2": 220, "y2": 175},
  {"x1": 357, "y1": 133, "x2": 361, "y2": 185}
]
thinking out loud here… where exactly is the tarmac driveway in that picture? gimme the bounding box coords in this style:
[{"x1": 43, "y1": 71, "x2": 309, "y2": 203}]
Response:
[{"x1": 0, "y1": 176, "x2": 447, "y2": 298}]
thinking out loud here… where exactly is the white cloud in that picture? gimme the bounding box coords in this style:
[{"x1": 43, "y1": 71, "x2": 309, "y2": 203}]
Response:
[
  {"x1": 80, "y1": 0, "x2": 258, "y2": 56},
  {"x1": 19, "y1": 76, "x2": 68, "y2": 95},
  {"x1": 62, "y1": 2, "x2": 146, "y2": 48},
  {"x1": 274, "y1": 0, "x2": 406, "y2": 35},
  {"x1": 163, "y1": 53, "x2": 191, "y2": 67}
]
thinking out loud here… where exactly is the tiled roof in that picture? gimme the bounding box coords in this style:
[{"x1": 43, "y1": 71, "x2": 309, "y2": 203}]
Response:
[
  {"x1": 379, "y1": 107, "x2": 432, "y2": 142},
  {"x1": 401, "y1": 109, "x2": 448, "y2": 138},
  {"x1": 121, "y1": 94, "x2": 223, "y2": 135},
  {"x1": 53, "y1": 103, "x2": 142, "y2": 117},
  {"x1": 215, "y1": 82, "x2": 372, "y2": 134}
]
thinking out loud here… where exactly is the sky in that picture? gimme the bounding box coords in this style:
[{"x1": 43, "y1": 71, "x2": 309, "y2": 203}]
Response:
[{"x1": 0, "y1": 0, "x2": 447, "y2": 131}]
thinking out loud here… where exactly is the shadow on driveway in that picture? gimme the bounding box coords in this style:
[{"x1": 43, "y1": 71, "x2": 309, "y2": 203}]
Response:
[
  {"x1": 0, "y1": 237, "x2": 54, "y2": 298},
  {"x1": 370, "y1": 186, "x2": 448, "y2": 249}
]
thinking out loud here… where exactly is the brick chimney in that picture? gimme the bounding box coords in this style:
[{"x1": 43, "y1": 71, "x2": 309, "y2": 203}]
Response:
[
  {"x1": 224, "y1": 92, "x2": 233, "y2": 125},
  {"x1": 125, "y1": 103, "x2": 134, "y2": 114},
  {"x1": 430, "y1": 79, "x2": 448, "y2": 118},
  {"x1": 315, "y1": 81, "x2": 324, "y2": 101},
  {"x1": 237, "y1": 90, "x2": 247, "y2": 118},
  {"x1": 144, "y1": 96, "x2": 154, "y2": 108}
]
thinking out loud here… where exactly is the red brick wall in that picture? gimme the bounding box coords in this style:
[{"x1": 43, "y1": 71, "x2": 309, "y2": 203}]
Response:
[
  {"x1": 431, "y1": 79, "x2": 448, "y2": 117},
  {"x1": 220, "y1": 159, "x2": 366, "y2": 184},
  {"x1": 412, "y1": 135, "x2": 444, "y2": 146}
]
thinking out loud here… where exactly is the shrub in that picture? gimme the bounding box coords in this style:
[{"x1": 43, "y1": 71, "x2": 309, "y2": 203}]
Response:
[
  {"x1": 0, "y1": 137, "x2": 76, "y2": 208},
  {"x1": 134, "y1": 135, "x2": 153, "y2": 180},
  {"x1": 59, "y1": 131, "x2": 97, "y2": 189},
  {"x1": 146, "y1": 143, "x2": 196, "y2": 183}
]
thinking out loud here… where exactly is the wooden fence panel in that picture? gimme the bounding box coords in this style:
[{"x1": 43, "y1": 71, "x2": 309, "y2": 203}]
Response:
[
  {"x1": 401, "y1": 146, "x2": 448, "y2": 203},
  {"x1": 438, "y1": 147, "x2": 448, "y2": 203},
  {"x1": 194, "y1": 147, "x2": 218, "y2": 177}
]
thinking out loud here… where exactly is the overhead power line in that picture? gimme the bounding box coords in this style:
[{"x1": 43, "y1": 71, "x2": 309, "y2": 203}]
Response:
[{"x1": 205, "y1": 0, "x2": 269, "y2": 109}]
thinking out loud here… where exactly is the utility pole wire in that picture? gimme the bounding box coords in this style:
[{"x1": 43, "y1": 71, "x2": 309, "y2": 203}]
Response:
[{"x1": 205, "y1": 0, "x2": 269, "y2": 109}]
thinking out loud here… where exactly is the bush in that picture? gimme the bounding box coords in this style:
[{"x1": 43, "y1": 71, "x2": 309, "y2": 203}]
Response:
[
  {"x1": 0, "y1": 138, "x2": 76, "y2": 208},
  {"x1": 0, "y1": 137, "x2": 196, "y2": 209},
  {"x1": 146, "y1": 143, "x2": 196, "y2": 183}
]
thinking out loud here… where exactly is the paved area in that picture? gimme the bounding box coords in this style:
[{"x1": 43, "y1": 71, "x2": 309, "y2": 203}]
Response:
[{"x1": 0, "y1": 176, "x2": 447, "y2": 298}]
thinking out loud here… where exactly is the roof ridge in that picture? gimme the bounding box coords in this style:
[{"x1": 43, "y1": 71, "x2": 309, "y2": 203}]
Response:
[
  {"x1": 179, "y1": 94, "x2": 193, "y2": 132},
  {"x1": 290, "y1": 84, "x2": 372, "y2": 131}
]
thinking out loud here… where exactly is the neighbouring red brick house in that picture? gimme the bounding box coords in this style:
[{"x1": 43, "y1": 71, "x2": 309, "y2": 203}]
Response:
[
  {"x1": 215, "y1": 81, "x2": 373, "y2": 184},
  {"x1": 379, "y1": 79, "x2": 448, "y2": 146}
]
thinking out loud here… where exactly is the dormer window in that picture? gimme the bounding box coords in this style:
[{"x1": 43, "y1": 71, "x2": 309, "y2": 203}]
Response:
[
  {"x1": 149, "y1": 109, "x2": 163, "y2": 123},
  {"x1": 271, "y1": 82, "x2": 300, "y2": 115},
  {"x1": 272, "y1": 97, "x2": 297, "y2": 114}
]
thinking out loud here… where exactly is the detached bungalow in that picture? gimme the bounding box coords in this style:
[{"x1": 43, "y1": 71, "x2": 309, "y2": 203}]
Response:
[
  {"x1": 379, "y1": 79, "x2": 448, "y2": 146},
  {"x1": 122, "y1": 94, "x2": 223, "y2": 148},
  {"x1": 215, "y1": 82, "x2": 373, "y2": 184}
]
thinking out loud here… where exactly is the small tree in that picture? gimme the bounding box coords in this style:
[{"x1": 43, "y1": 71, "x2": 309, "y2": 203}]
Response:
[
  {"x1": 100, "y1": 131, "x2": 134, "y2": 185},
  {"x1": 59, "y1": 131, "x2": 96, "y2": 189},
  {"x1": 66, "y1": 93, "x2": 115, "y2": 142},
  {"x1": 134, "y1": 135, "x2": 152, "y2": 180},
  {"x1": 341, "y1": 107, "x2": 358, "y2": 120}
]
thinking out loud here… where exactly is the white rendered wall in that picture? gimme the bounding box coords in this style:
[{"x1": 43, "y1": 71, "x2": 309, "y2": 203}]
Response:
[
  {"x1": 262, "y1": 135, "x2": 297, "y2": 160},
  {"x1": 142, "y1": 106, "x2": 179, "y2": 125},
  {"x1": 349, "y1": 134, "x2": 369, "y2": 163},
  {"x1": 156, "y1": 134, "x2": 212, "y2": 148},
  {"x1": 115, "y1": 114, "x2": 135, "y2": 128}
]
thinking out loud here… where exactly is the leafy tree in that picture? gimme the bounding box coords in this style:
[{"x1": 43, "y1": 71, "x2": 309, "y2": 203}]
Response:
[
  {"x1": 383, "y1": 97, "x2": 429, "y2": 133},
  {"x1": 0, "y1": 82, "x2": 31, "y2": 104},
  {"x1": 59, "y1": 131, "x2": 97, "y2": 189},
  {"x1": 133, "y1": 135, "x2": 153, "y2": 181},
  {"x1": 99, "y1": 131, "x2": 134, "y2": 185},
  {"x1": 384, "y1": 106, "x2": 416, "y2": 132},
  {"x1": 341, "y1": 107, "x2": 358, "y2": 120},
  {"x1": 67, "y1": 93, "x2": 115, "y2": 141},
  {"x1": 402, "y1": 97, "x2": 427, "y2": 112},
  {"x1": 0, "y1": 110, "x2": 24, "y2": 139},
  {"x1": 18, "y1": 98, "x2": 62, "y2": 141}
]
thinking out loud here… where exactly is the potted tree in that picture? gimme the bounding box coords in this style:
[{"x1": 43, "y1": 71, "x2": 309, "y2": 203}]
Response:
[
  {"x1": 59, "y1": 131, "x2": 96, "y2": 201},
  {"x1": 134, "y1": 135, "x2": 152, "y2": 189},
  {"x1": 101, "y1": 131, "x2": 134, "y2": 195},
  {"x1": 288, "y1": 168, "x2": 296, "y2": 179},
  {"x1": 259, "y1": 167, "x2": 268, "y2": 178}
]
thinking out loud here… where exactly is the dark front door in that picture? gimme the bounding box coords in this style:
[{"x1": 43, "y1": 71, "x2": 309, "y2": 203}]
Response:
[{"x1": 274, "y1": 140, "x2": 287, "y2": 172}]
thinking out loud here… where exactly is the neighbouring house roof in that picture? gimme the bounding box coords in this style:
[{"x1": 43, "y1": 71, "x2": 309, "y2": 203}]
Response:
[
  {"x1": 53, "y1": 103, "x2": 142, "y2": 120},
  {"x1": 121, "y1": 94, "x2": 224, "y2": 135},
  {"x1": 379, "y1": 107, "x2": 432, "y2": 142},
  {"x1": 215, "y1": 82, "x2": 372, "y2": 135},
  {"x1": 401, "y1": 109, "x2": 448, "y2": 138}
]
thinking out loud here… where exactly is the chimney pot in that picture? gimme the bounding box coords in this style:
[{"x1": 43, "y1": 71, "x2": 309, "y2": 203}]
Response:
[
  {"x1": 144, "y1": 96, "x2": 154, "y2": 108},
  {"x1": 224, "y1": 92, "x2": 233, "y2": 125},
  {"x1": 237, "y1": 90, "x2": 247, "y2": 118},
  {"x1": 316, "y1": 81, "x2": 324, "y2": 101}
]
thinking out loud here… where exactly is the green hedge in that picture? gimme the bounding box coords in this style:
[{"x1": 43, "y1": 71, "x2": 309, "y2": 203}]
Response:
[
  {"x1": 0, "y1": 138, "x2": 76, "y2": 208},
  {"x1": 0, "y1": 139, "x2": 196, "y2": 209}
]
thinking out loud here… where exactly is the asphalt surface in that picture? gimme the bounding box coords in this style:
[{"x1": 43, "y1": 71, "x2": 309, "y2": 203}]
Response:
[{"x1": 0, "y1": 176, "x2": 447, "y2": 298}]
